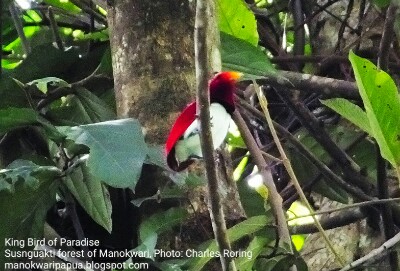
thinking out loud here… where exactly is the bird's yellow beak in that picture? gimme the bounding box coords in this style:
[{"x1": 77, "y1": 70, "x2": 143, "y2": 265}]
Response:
[{"x1": 227, "y1": 71, "x2": 243, "y2": 81}]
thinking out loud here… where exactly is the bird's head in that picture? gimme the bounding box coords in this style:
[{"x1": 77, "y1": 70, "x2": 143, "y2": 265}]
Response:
[{"x1": 209, "y1": 71, "x2": 242, "y2": 113}]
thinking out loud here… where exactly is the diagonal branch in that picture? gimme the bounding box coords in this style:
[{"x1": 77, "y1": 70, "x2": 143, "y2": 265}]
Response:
[{"x1": 232, "y1": 111, "x2": 296, "y2": 267}]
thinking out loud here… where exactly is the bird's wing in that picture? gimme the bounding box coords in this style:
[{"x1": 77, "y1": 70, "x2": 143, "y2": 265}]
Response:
[{"x1": 165, "y1": 101, "x2": 197, "y2": 156}]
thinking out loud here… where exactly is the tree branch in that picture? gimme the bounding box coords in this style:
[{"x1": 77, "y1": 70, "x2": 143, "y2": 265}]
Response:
[
  {"x1": 340, "y1": 231, "x2": 400, "y2": 271},
  {"x1": 232, "y1": 111, "x2": 295, "y2": 263},
  {"x1": 253, "y1": 82, "x2": 345, "y2": 266},
  {"x1": 255, "y1": 70, "x2": 359, "y2": 99},
  {"x1": 194, "y1": 1, "x2": 234, "y2": 270}
]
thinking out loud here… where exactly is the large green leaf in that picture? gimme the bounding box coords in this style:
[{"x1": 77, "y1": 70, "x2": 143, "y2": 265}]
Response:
[
  {"x1": 185, "y1": 215, "x2": 272, "y2": 271},
  {"x1": 47, "y1": 88, "x2": 115, "y2": 125},
  {"x1": 221, "y1": 32, "x2": 276, "y2": 77},
  {"x1": 217, "y1": 0, "x2": 258, "y2": 46},
  {"x1": 75, "y1": 87, "x2": 116, "y2": 122},
  {"x1": 0, "y1": 160, "x2": 60, "y2": 268},
  {"x1": 0, "y1": 107, "x2": 39, "y2": 133},
  {"x1": 349, "y1": 51, "x2": 400, "y2": 166},
  {"x1": 321, "y1": 98, "x2": 371, "y2": 134},
  {"x1": 0, "y1": 107, "x2": 64, "y2": 141},
  {"x1": 65, "y1": 164, "x2": 112, "y2": 232},
  {"x1": 10, "y1": 44, "x2": 80, "y2": 83},
  {"x1": 59, "y1": 119, "x2": 148, "y2": 188}
]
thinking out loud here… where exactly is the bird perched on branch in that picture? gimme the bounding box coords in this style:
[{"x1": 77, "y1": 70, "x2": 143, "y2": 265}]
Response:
[{"x1": 165, "y1": 71, "x2": 242, "y2": 171}]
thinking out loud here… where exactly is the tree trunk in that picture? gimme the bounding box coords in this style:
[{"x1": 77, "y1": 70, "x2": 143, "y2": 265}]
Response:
[{"x1": 106, "y1": 0, "x2": 245, "y2": 255}]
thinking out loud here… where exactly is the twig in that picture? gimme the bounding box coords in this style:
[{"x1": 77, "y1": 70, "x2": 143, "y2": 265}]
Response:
[
  {"x1": 48, "y1": 7, "x2": 65, "y2": 51},
  {"x1": 9, "y1": 3, "x2": 31, "y2": 54},
  {"x1": 340, "y1": 231, "x2": 400, "y2": 271},
  {"x1": 287, "y1": 197, "x2": 400, "y2": 221},
  {"x1": 253, "y1": 82, "x2": 345, "y2": 267},
  {"x1": 64, "y1": 191, "x2": 90, "y2": 255},
  {"x1": 290, "y1": 208, "x2": 365, "y2": 235},
  {"x1": 377, "y1": 3, "x2": 398, "y2": 70},
  {"x1": 69, "y1": 0, "x2": 107, "y2": 25},
  {"x1": 232, "y1": 111, "x2": 296, "y2": 267},
  {"x1": 255, "y1": 70, "x2": 359, "y2": 99},
  {"x1": 335, "y1": 0, "x2": 354, "y2": 51},
  {"x1": 194, "y1": 1, "x2": 234, "y2": 270},
  {"x1": 273, "y1": 85, "x2": 374, "y2": 193},
  {"x1": 236, "y1": 98, "x2": 373, "y2": 202},
  {"x1": 290, "y1": 0, "x2": 305, "y2": 71}
]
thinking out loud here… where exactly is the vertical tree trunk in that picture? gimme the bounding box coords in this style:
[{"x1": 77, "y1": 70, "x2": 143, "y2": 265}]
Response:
[
  {"x1": 106, "y1": 1, "x2": 245, "y2": 255},
  {"x1": 108, "y1": 1, "x2": 196, "y2": 144}
]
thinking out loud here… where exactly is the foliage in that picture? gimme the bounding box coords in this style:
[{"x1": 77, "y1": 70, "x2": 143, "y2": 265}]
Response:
[
  {"x1": 1, "y1": 0, "x2": 398, "y2": 270},
  {"x1": 323, "y1": 52, "x2": 400, "y2": 176}
]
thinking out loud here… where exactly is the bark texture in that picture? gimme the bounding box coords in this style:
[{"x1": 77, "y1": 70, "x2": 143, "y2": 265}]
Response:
[{"x1": 107, "y1": 0, "x2": 197, "y2": 144}]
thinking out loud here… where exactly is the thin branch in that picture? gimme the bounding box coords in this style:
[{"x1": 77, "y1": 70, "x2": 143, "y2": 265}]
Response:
[
  {"x1": 48, "y1": 7, "x2": 65, "y2": 51},
  {"x1": 340, "y1": 231, "x2": 400, "y2": 271},
  {"x1": 194, "y1": 1, "x2": 234, "y2": 270},
  {"x1": 232, "y1": 111, "x2": 295, "y2": 260},
  {"x1": 255, "y1": 70, "x2": 359, "y2": 99},
  {"x1": 64, "y1": 191, "x2": 90, "y2": 255},
  {"x1": 69, "y1": 0, "x2": 107, "y2": 25},
  {"x1": 335, "y1": 0, "x2": 354, "y2": 51},
  {"x1": 377, "y1": 3, "x2": 398, "y2": 70},
  {"x1": 290, "y1": 0, "x2": 305, "y2": 71},
  {"x1": 290, "y1": 208, "x2": 366, "y2": 235},
  {"x1": 287, "y1": 197, "x2": 400, "y2": 221},
  {"x1": 236, "y1": 98, "x2": 373, "y2": 202},
  {"x1": 9, "y1": 3, "x2": 31, "y2": 54},
  {"x1": 273, "y1": 85, "x2": 374, "y2": 194},
  {"x1": 253, "y1": 82, "x2": 345, "y2": 267}
]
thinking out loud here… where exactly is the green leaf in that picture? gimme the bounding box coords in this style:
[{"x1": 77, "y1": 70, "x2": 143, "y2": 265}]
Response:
[
  {"x1": 80, "y1": 29, "x2": 109, "y2": 41},
  {"x1": 237, "y1": 174, "x2": 266, "y2": 217},
  {"x1": 0, "y1": 107, "x2": 65, "y2": 141},
  {"x1": 321, "y1": 98, "x2": 371, "y2": 134},
  {"x1": 44, "y1": 0, "x2": 81, "y2": 13},
  {"x1": 185, "y1": 215, "x2": 272, "y2": 271},
  {"x1": 0, "y1": 107, "x2": 39, "y2": 133},
  {"x1": 217, "y1": 0, "x2": 258, "y2": 46},
  {"x1": 10, "y1": 44, "x2": 80, "y2": 83},
  {"x1": 349, "y1": 51, "x2": 400, "y2": 166},
  {"x1": 27, "y1": 77, "x2": 70, "y2": 94},
  {"x1": 227, "y1": 131, "x2": 246, "y2": 148},
  {"x1": 48, "y1": 88, "x2": 115, "y2": 125},
  {"x1": 145, "y1": 145, "x2": 168, "y2": 169},
  {"x1": 133, "y1": 208, "x2": 187, "y2": 259},
  {"x1": 59, "y1": 119, "x2": 148, "y2": 188},
  {"x1": 0, "y1": 160, "x2": 60, "y2": 266},
  {"x1": 65, "y1": 164, "x2": 112, "y2": 232},
  {"x1": 221, "y1": 32, "x2": 276, "y2": 77},
  {"x1": 236, "y1": 236, "x2": 269, "y2": 270},
  {"x1": 75, "y1": 87, "x2": 116, "y2": 122},
  {"x1": 140, "y1": 207, "x2": 187, "y2": 243},
  {"x1": 372, "y1": 0, "x2": 390, "y2": 8}
]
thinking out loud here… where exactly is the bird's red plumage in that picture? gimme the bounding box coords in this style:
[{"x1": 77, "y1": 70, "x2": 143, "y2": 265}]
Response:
[
  {"x1": 165, "y1": 101, "x2": 196, "y2": 156},
  {"x1": 165, "y1": 71, "x2": 241, "y2": 171}
]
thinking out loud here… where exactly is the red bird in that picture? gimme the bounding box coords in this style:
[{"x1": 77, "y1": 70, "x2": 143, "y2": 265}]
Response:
[{"x1": 165, "y1": 71, "x2": 242, "y2": 171}]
